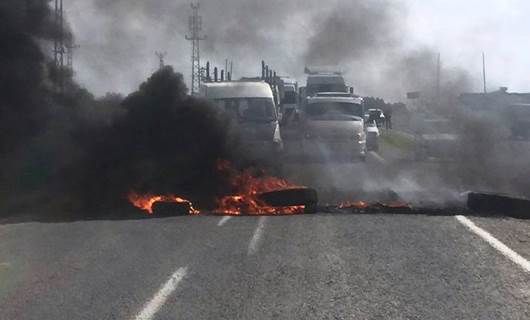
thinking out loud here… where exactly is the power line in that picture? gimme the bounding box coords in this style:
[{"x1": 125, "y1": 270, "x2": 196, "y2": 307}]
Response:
[{"x1": 185, "y1": 2, "x2": 206, "y2": 95}]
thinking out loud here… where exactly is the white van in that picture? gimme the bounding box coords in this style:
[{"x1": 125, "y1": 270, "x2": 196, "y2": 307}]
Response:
[
  {"x1": 200, "y1": 81, "x2": 283, "y2": 159},
  {"x1": 301, "y1": 95, "x2": 366, "y2": 161}
]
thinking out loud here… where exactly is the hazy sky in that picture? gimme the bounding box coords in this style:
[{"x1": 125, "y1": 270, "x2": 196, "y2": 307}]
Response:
[{"x1": 65, "y1": 0, "x2": 530, "y2": 99}]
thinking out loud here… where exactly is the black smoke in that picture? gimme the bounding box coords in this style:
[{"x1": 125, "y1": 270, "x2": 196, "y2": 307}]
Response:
[
  {"x1": 0, "y1": 0, "x2": 54, "y2": 155},
  {"x1": 70, "y1": 66, "x2": 243, "y2": 211},
  {"x1": 0, "y1": 1, "x2": 258, "y2": 218},
  {"x1": 303, "y1": 1, "x2": 400, "y2": 67}
]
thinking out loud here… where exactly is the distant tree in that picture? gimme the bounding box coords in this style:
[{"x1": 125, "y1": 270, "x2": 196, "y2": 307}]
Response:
[{"x1": 363, "y1": 97, "x2": 407, "y2": 114}]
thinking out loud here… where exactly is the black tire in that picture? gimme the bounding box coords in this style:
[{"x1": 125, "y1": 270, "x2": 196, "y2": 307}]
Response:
[
  {"x1": 467, "y1": 192, "x2": 530, "y2": 219},
  {"x1": 151, "y1": 201, "x2": 192, "y2": 216},
  {"x1": 257, "y1": 187, "x2": 318, "y2": 208}
]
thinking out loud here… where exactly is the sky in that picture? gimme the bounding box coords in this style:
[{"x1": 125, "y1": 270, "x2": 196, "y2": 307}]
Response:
[{"x1": 65, "y1": 0, "x2": 530, "y2": 100}]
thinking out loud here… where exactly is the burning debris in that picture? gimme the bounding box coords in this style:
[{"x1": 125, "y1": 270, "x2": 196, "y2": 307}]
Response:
[
  {"x1": 213, "y1": 160, "x2": 306, "y2": 215},
  {"x1": 339, "y1": 200, "x2": 369, "y2": 209},
  {"x1": 128, "y1": 192, "x2": 199, "y2": 215},
  {"x1": 128, "y1": 160, "x2": 315, "y2": 216}
]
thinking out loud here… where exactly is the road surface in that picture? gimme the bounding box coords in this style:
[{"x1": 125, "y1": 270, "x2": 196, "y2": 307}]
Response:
[
  {"x1": 0, "y1": 131, "x2": 529, "y2": 320},
  {"x1": 0, "y1": 212, "x2": 529, "y2": 319}
]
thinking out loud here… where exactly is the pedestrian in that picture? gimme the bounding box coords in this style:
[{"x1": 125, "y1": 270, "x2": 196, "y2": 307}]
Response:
[{"x1": 385, "y1": 107, "x2": 393, "y2": 130}]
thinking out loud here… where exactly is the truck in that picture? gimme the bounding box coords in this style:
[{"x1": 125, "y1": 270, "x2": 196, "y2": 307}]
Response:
[{"x1": 278, "y1": 77, "x2": 298, "y2": 123}]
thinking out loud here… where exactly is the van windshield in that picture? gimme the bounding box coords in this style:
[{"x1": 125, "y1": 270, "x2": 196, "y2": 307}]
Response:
[
  {"x1": 306, "y1": 101, "x2": 363, "y2": 120},
  {"x1": 213, "y1": 98, "x2": 277, "y2": 122}
]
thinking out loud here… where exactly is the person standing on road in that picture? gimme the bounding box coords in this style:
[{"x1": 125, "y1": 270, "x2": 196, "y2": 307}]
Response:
[{"x1": 385, "y1": 107, "x2": 393, "y2": 130}]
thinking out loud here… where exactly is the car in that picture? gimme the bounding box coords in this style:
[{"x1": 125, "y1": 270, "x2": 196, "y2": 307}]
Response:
[
  {"x1": 200, "y1": 81, "x2": 283, "y2": 161},
  {"x1": 300, "y1": 95, "x2": 367, "y2": 162},
  {"x1": 366, "y1": 120, "x2": 380, "y2": 151},
  {"x1": 367, "y1": 108, "x2": 386, "y2": 127}
]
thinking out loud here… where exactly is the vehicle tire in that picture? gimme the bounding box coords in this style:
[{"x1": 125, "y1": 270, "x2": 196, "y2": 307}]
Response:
[
  {"x1": 151, "y1": 201, "x2": 192, "y2": 216},
  {"x1": 257, "y1": 187, "x2": 318, "y2": 208},
  {"x1": 467, "y1": 192, "x2": 530, "y2": 219}
]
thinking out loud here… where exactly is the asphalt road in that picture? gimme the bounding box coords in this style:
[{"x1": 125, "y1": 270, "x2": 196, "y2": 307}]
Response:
[
  {"x1": 0, "y1": 213, "x2": 528, "y2": 320},
  {"x1": 1, "y1": 131, "x2": 529, "y2": 319}
]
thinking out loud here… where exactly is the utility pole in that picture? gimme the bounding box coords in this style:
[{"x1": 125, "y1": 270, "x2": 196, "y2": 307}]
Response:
[
  {"x1": 155, "y1": 51, "x2": 167, "y2": 70},
  {"x1": 436, "y1": 52, "x2": 441, "y2": 106},
  {"x1": 185, "y1": 2, "x2": 206, "y2": 95},
  {"x1": 482, "y1": 52, "x2": 487, "y2": 94}
]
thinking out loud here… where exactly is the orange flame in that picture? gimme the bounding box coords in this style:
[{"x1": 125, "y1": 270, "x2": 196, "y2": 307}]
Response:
[
  {"x1": 127, "y1": 160, "x2": 305, "y2": 215},
  {"x1": 338, "y1": 200, "x2": 368, "y2": 209},
  {"x1": 214, "y1": 160, "x2": 304, "y2": 214},
  {"x1": 128, "y1": 192, "x2": 200, "y2": 215}
]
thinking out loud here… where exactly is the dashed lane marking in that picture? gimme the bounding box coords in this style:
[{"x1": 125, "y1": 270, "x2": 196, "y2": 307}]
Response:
[
  {"x1": 134, "y1": 267, "x2": 188, "y2": 320},
  {"x1": 456, "y1": 215, "x2": 530, "y2": 273},
  {"x1": 217, "y1": 216, "x2": 232, "y2": 227},
  {"x1": 248, "y1": 216, "x2": 267, "y2": 255}
]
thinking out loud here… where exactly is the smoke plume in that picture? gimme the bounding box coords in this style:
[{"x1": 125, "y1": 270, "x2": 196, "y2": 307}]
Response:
[{"x1": 70, "y1": 66, "x2": 249, "y2": 211}]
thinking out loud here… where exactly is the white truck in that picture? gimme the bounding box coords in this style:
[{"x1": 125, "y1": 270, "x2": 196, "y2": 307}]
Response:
[{"x1": 300, "y1": 95, "x2": 367, "y2": 162}]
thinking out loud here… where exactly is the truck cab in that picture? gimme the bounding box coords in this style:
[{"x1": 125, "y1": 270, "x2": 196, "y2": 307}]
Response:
[{"x1": 300, "y1": 95, "x2": 366, "y2": 162}]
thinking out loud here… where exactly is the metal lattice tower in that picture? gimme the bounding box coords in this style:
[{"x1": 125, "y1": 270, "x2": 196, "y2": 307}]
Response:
[
  {"x1": 185, "y1": 3, "x2": 206, "y2": 95},
  {"x1": 54, "y1": 0, "x2": 64, "y2": 69},
  {"x1": 66, "y1": 42, "x2": 80, "y2": 71},
  {"x1": 155, "y1": 51, "x2": 167, "y2": 70},
  {"x1": 53, "y1": 0, "x2": 66, "y2": 91}
]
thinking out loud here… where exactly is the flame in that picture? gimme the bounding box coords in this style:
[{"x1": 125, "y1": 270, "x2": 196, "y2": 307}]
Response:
[
  {"x1": 214, "y1": 160, "x2": 304, "y2": 214},
  {"x1": 128, "y1": 191, "x2": 200, "y2": 215},
  {"x1": 127, "y1": 160, "x2": 306, "y2": 215},
  {"x1": 216, "y1": 195, "x2": 304, "y2": 215},
  {"x1": 338, "y1": 200, "x2": 368, "y2": 209}
]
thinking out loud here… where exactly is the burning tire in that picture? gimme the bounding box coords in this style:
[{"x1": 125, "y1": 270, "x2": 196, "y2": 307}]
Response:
[
  {"x1": 151, "y1": 201, "x2": 194, "y2": 216},
  {"x1": 257, "y1": 187, "x2": 318, "y2": 213}
]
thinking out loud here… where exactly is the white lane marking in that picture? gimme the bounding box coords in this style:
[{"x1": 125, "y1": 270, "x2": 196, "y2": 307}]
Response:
[
  {"x1": 248, "y1": 216, "x2": 267, "y2": 255},
  {"x1": 135, "y1": 267, "x2": 188, "y2": 320},
  {"x1": 217, "y1": 216, "x2": 232, "y2": 227},
  {"x1": 455, "y1": 216, "x2": 530, "y2": 273},
  {"x1": 369, "y1": 151, "x2": 387, "y2": 164}
]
